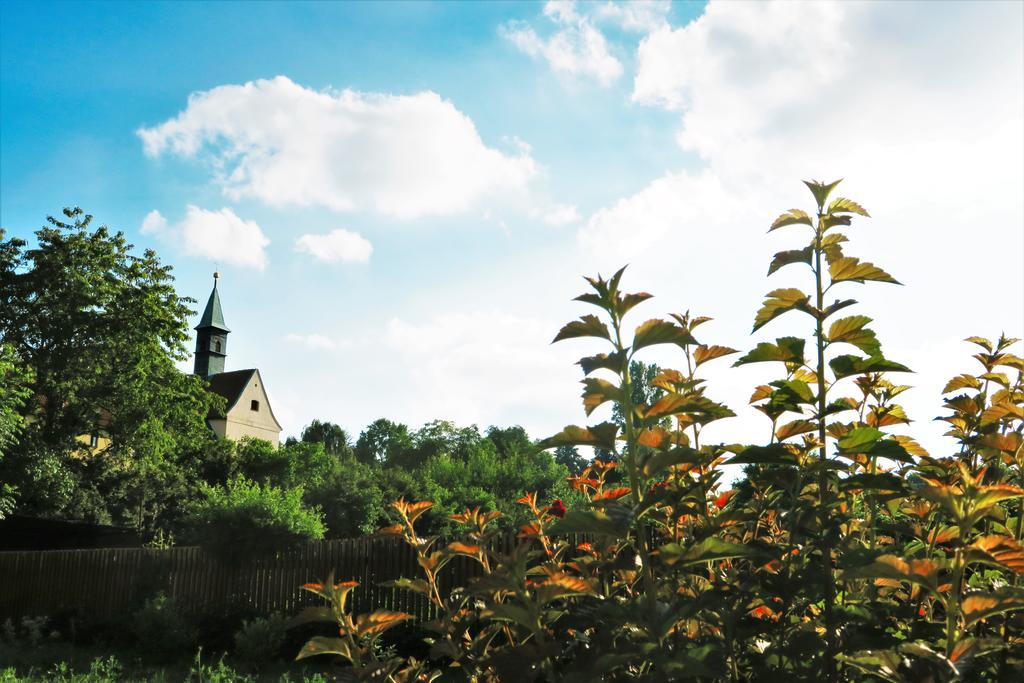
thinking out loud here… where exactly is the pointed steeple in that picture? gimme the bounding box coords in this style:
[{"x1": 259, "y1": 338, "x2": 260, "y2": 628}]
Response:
[
  {"x1": 196, "y1": 271, "x2": 230, "y2": 332},
  {"x1": 194, "y1": 272, "x2": 230, "y2": 379}
]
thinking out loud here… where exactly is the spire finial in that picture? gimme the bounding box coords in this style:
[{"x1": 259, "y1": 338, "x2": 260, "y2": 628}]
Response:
[{"x1": 213, "y1": 270, "x2": 219, "y2": 286}]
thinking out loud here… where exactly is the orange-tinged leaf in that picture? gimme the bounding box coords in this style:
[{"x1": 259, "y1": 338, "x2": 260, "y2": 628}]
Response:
[
  {"x1": 354, "y1": 610, "x2": 413, "y2": 637},
  {"x1": 775, "y1": 419, "x2": 817, "y2": 441},
  {"x1": 296, "y1": 636, "x2": 354, "y2": 662},
  {"x1": 632, "y1": 318, "x2": 698, "y2": 352},
  {"x1": 980, "y1": 402, "x2": 1024, "y2": 426},
  {"x1": 553, "y1": 315, "x2": 611, "y2": 343},
  {"x1": 967, "y1": 535, "x2": 1024, "y2": 574},
  {"x1": 534, "y1": 573, "x2": 596, "y2": 604},
  {"x1": 637, "y1": 426, "x2": 671, "y2": 449},
  {"x1": 962, "y1": 589, "x2": 1024, "y2": 628},
  {"x1": 693, "y1": 344, "x2": 739, "y2": 366},
  {"x1": 593, "y1": 487, "x2": 631, "y2": 501},
  {"x1": 978, "y1": 432, "x2": 1023, "y2": 453},
  {"x1": 447, "y1": 541, "x2": 483, "y2": 557}
]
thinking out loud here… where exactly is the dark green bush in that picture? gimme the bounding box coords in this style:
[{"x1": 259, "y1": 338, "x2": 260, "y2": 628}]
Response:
[
  {"x1": 182, "y1": 476, "x2": 325, "y2": 561},
  {"x1": 129, "y1": 594, "x2": 193, "y2": 662}
]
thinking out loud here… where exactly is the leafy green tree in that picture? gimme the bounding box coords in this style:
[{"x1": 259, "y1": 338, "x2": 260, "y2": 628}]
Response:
[
  {"x1": 354, "y1": 418, "x2": 413, "y2": 465},
  {"x1": 182, "y1": 475, "x2": 325, "y2": 561},
  {"x1": 0, "y1": 211, "x2": 220, "y2": 528},
  {"x1": 0, "y1": 343, "x2": 33, "y2": 460},
  {"x1": 301, "y1": 419, "x2": 354, "y2": 459},
  {"x1": 553, "y1": 444, "x2": 587, "y2": 475},
  {"x1": 485, "y1": 425, "x2": 533, "y2": 458}
]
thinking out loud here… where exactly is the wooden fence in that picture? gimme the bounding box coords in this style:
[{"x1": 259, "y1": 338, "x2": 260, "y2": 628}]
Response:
[{"x1": 0, "y1": 535, "x2": 519, "y2": 621}]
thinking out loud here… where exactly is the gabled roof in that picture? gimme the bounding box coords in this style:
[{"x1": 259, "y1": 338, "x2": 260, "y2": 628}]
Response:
[
  {"x1": 205, "y1": 368, "x2": 283, "y2": 431},
  {"x1": 206, "y1": 369, "x2": 257, "y2": 413},
  {"x1": 195, "y1": 280, "x2": 230, "y2": 332}
]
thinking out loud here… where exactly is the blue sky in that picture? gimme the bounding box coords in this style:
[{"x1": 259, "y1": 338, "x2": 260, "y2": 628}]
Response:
[{"x1": 2, "y1": 1, "x2": 1022, "y2": 454}]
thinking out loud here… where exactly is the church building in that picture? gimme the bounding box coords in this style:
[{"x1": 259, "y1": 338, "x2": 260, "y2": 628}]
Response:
[{"x1": 194, "y1": 274, "x2": 282, "y2": 447}]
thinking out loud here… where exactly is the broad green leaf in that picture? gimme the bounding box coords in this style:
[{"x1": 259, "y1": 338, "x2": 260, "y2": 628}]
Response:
[
  {"x1": 821, "y1": 298, "x2": 857, "y2": 319},
  {"x1": 660, "y1": 537, "x2": 771, "y2": 567},
  {"x1": 553, "y1": 314, "x2": 611, "y2": 343},
  {"x1": 964, "y1": 335, "x2": 993, "y2": 352},
  {"x1": 581, "y1": 377, "x2": 622, "y2": 416},
  {"x1": 540, "y1": 422, "x2": 619, "y2": 450},
  {"x1": 771, "y1": 379, "x2": 815, "y2": 403},
  {"x1": 827, "y1": 315, "x2": 882, "y2": 356},
  {"x1": 828, "y1": 197, "x2": 870, "y2": 216},
  {"x1": 769, "y1": 208, "x2": 813, "y2": 232},
  {"x1": 838, "y1": 427, "x2": 884, "y2": 452},
  {"x1": 548, "y1": 509, "x2": 629, "y2": 538},
  {"x1": 803, "y1": 178, "x2": 843, "y2": 209},
  {"x1": 578, "y1": 350, "x2": 627, "y2": 376},
  {"x1": 481, "y1": 604, "x2": 536, "y2": 630},
  {"x1": 618, "y1": 291, "x2": 653, "y2": 317},
  {"x1": 837, "y1": 650, "x2": 904, "y2": 683},
  {"x1": 942, "y1": 373, "x2": 981, "y2": 393},
  {"x1": 734, "y1": 336, "x2": 805, "y2": 366},
  {"x1": 296, "y1": 636, "x2": 354, "y2": 662},
  {"x1": 644, "y1": 395, "x2": 735, "y2": 423},
  {"x1": 829, "y1": 256, "x2": 901, "y2": 285},
  {"x1": 767, "y1": 247, "x2": 812, "y2": 275},
  {"x1": 693, "y1": 344, "x2": 739, "y2": 366},
  {"x1": 726, "y1": 444, "x2": 799, "y2": 466},
  {"x1": 830, "y1": 355, "x2": 912, "y2": 380},
  {"x1": 632, "y1": 318, "x2": 698, "y2": 352},
  {"x1": 641, "y1": 446, "x2": 704, "y2": 478},
  {"x1": 752, "y1": 288, "x2": 811, "y2": 332}
]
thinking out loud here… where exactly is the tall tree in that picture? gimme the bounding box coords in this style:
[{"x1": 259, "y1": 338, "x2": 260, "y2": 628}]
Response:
[
  {"x1": 354, "y1": 418, "x2": 413, "y2": 466},
  {"x1": 301, "y1": 419, "x2": 354, "y2": 458},
  {"x1": 0, "y1": 211, "x2": 220, "y2": 528}
]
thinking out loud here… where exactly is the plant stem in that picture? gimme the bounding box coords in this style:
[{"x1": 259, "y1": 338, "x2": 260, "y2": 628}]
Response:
[{"x1": 814, "y1": 213, "x2": 837, "y2": 681}]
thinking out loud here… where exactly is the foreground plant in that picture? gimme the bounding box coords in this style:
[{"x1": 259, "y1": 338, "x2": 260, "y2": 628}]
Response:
[{"x1": 295, "y1": 178, "x2": 1024, "y2": 681}]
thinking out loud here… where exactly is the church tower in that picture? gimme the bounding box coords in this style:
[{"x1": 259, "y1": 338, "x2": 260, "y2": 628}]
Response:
[{"x1": 193, "y1": 272, "x2": 230, "y2": 379}]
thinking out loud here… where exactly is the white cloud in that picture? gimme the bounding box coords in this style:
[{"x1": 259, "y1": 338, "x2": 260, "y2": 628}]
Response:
[
  {"x1": 593, "y1": 1, "x2": 670, "y2": 33},
  {"x1": 139, "y1": 209, "x2": 168, "y2": 235},
  {"x1": 501, "y1": 1, "x2": 624, "y2": 86},
  {"x1": 577, "y1": 0, "x2": 1024, "y2": 455},
  {"x1": 137, "y1": 76, "x2": 536, "y2": 219},
  {"x1": 295, "y1": 229, "x2": 373, "y2": 264},
  {"x1": 179, "y1": 205, "x2": 270, "y2": 270},
  {"x1": 382, "y1": 310, "x2": 580, "y2": 431},
  {"x1": 540, "y1": 203, "x2": 580, "y2": 226},
  {"x1": 284, "y1": 333, "x2": 343, "y2": 351}
]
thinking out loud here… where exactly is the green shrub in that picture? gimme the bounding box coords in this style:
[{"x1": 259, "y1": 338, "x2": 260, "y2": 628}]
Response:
[
  {"x1": 130, "y1": 593, "x2": 193, "y2": 662},
  {"x1": 232, "y1": 613, "x2": 288, "y2": 671},
  {"x1": 182, "y1": 476, "x2": 325, "y2": 560}
]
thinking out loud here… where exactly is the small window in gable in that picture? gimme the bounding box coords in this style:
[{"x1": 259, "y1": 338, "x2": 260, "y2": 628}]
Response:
[
  {"x1": 251, "y1": 400, "x2": 259, "y2": 411},
  {"x1": 90, "y1": 434, "x2": 99, "y2": 448}
]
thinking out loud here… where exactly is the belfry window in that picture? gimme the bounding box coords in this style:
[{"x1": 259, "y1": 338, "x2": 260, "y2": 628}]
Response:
[
  {"x1": 214, "y1": 339, "x2": 222, "y2": 353},
  {"x1": 251, "y1": 400, "x2": 259, "y2": 411}
]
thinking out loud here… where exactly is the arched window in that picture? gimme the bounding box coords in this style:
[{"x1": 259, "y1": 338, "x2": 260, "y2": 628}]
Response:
[{"x1": 214, "y1": 339, "x2": 222, "y2": 353}]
